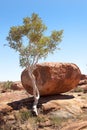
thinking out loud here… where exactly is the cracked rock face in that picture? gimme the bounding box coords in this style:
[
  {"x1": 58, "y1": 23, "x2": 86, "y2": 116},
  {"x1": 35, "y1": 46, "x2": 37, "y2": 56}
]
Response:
[{"x1": 21, "y1": 62, "x2": 81, "y2": 96}]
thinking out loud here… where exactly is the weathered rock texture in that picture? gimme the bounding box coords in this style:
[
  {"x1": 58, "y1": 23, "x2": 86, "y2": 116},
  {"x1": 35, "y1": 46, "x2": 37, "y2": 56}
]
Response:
[
  {"x1": 78, "y1": 74, "x2": 87, "y2": 93},
  {"x1": 21, "y1": 62, "x2": 81, "y2": 96},
  {"x1": 79, "y1": 74, "x2": 87, "y2": 86},
  {"x1": 11, "y1": 81, "x2": 24, "y2": 91},
  {"x1": 80, "y1": 74, "x2": 87, "y2": 80}
]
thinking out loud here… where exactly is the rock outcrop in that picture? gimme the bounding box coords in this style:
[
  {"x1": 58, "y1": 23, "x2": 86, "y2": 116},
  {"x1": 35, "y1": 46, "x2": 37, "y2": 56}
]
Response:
[
  {"x1": 21, "y1": 62, "x2": 81, "y2": 96},
  {"x1": 80, "y1": 74, "x2": 87, "y2": 80},
  {"x1": 79, "y1": 74, "x2": 87, "y2": 86},
  {"x1": 78, "y1": 74, "x2": 87, "y2": 93},
  {"x1": 11, "y1": 81, "x2": 24, "y2": 91}
]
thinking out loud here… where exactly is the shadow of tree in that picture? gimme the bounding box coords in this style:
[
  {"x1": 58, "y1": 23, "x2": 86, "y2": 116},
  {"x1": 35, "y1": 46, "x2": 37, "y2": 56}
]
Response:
[{"x1": 8, "y1": 94, "x2": 75, "y2": 111}]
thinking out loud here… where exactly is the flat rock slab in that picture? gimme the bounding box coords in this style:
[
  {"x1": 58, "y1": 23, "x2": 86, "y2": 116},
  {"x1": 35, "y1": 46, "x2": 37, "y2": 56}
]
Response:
[
  {"x1": 0, "y1": 91, "x2": 30, "y2": 113},
  {"x1": 0, "y1": 91, "x2": 29, "y2": 103},
  {"x1": 61, "y1": 121, "x2": 87, "y2": 130},
  {"x1": 41, "y1": 92, "x2": 87, "y2": 117},
  {"x1": 0, "y1": 90, "x2": 87, "y2": 118}
]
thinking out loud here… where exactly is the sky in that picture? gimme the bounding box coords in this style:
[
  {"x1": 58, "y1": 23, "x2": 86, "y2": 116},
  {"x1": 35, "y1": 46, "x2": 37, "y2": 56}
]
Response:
[{"x1": 0, "y1": 0, "x2": 87, "y2": 81}]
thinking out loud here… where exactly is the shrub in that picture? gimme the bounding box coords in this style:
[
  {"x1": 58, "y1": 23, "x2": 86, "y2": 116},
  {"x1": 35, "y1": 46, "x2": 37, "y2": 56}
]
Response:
[
  {"x1": 73, "y1": 87, "x2": 84, "y2": 93},
  {"x1": 2, "y1": 81, "x2": 13, "y2": 90}
]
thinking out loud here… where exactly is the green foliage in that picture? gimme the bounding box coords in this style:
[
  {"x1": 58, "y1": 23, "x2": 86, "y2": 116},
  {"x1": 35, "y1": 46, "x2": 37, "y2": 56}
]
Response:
[
  {"x1": 35, "y1": 115, "x2": 46, "y2": 123},
  {"x1": 14, "y1": 108, "x2": 33, "y2": 123},
  {"x1": 2, "y1": 81, "x2": 13, "y2": 90},
  {"x1": 73, "y1": 87, "x2": 84, "y2": 93},
  {"x1": 19, "y1": 109, "x2": 32, "y2": 122},
  {"x1": 50, "y1": 116, "x2": 67, "y2": 127},
  {"x1": 7, "y1": 13, "x2": 63, "y2": 68}
]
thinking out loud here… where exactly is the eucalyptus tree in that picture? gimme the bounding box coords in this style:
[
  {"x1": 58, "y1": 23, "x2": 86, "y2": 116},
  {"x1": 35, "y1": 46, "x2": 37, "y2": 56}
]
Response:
[{"x1": 7, "y1": 13, "x2": 63, "y2": 115}]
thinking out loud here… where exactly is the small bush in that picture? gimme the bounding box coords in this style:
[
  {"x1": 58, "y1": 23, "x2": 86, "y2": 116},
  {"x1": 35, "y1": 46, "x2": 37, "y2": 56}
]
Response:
[
  {"x1": 73, "y1": 87, "x2": 84, "y2": 93},
  {"x1": 50, "y1": 116, "x2": 67, "y2": 127},
  {"x1": 35, "y1": 115, "x2": 46, "y2": 123},
  {"x1": 2, "y1": 81, "x2": 13, "y2": 90},
  {"x1": 19, "y1": 108, "x2": 32, "y2": 122}
]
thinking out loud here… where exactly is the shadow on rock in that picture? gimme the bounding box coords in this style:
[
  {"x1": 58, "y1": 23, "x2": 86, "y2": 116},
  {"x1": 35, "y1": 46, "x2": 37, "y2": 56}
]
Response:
[
  {"x1": 8, "y1": 94, "x2": 74, "y2": 111},
  {"x1": 7, "y1": 97, "x2": 33, "y2": 110}
]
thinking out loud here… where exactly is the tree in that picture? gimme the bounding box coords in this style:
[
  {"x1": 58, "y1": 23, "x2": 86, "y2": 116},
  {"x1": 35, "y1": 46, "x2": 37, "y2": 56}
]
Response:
[{"x1": 7, "y1": 13, "x2": 63, "y2": 115}]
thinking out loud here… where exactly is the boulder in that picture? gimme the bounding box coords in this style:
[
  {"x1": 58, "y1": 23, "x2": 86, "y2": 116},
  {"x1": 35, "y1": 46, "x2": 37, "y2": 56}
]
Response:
[
  {"x1": 80, "y1": 74, "x2": 87, "y2": 80},
  {"x1": 21, "y1": 62, "x2": 81, "y2": 96},
  {"x1": 79, "y1": 74, "x2": 87, "y2": 86},
  {"x1": 11, "y1": 81, "x2": 24, "y2": 91}
]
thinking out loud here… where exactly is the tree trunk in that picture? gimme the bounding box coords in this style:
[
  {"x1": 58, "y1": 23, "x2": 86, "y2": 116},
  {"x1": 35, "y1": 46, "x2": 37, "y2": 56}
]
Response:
[{"x1": 27, "y1": 68, "x2": 40, "y2": 116}]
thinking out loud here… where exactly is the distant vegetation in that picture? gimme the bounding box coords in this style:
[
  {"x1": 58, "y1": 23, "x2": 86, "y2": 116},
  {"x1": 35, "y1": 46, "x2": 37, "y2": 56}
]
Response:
[{"x1": 0, "y1": 81, "x2": 13, "y2": 91}]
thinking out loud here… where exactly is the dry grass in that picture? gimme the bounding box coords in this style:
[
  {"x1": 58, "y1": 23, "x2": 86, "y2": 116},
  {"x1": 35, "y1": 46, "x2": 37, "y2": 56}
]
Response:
[{"x1": 0, "y1": 81, "x2": 13, "y2": 92}]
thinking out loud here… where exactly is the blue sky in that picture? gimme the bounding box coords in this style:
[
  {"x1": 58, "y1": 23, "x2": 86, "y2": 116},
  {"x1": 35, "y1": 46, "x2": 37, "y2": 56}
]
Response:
[{"x1": 0, "y1": 0, "x2": 87, "y2": 81}]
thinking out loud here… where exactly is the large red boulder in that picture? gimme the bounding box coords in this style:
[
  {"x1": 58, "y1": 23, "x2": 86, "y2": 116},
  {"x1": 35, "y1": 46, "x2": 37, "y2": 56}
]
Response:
[{"x1": 21, "y1": 62, "x2": 81, "y2": 96}]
